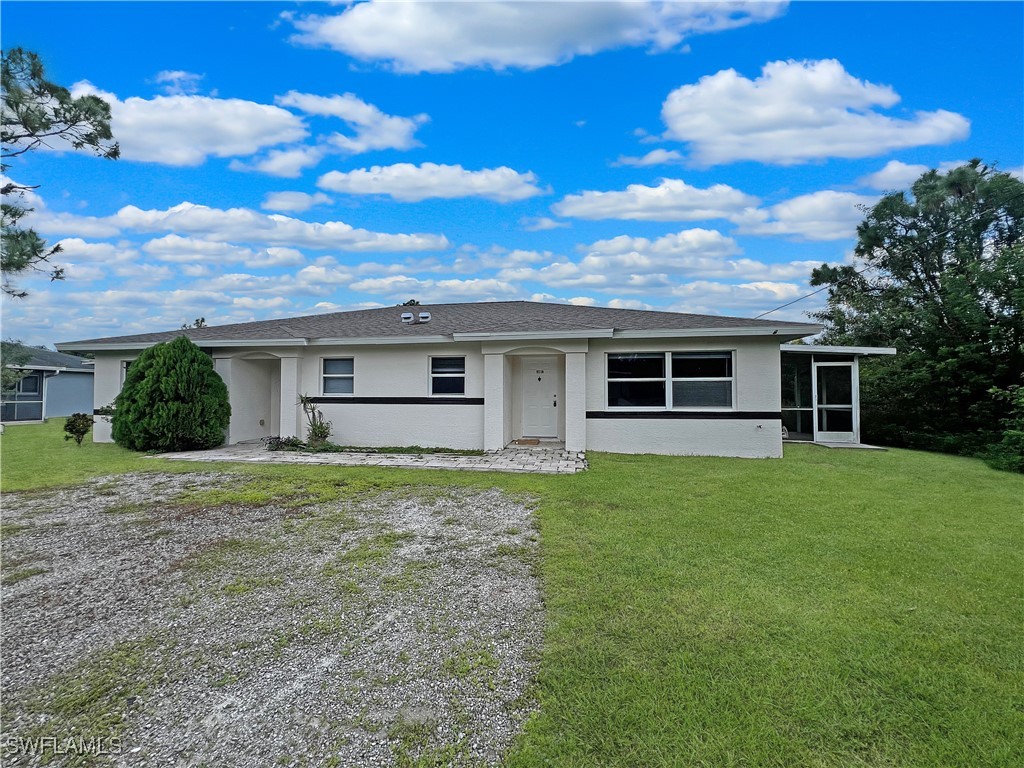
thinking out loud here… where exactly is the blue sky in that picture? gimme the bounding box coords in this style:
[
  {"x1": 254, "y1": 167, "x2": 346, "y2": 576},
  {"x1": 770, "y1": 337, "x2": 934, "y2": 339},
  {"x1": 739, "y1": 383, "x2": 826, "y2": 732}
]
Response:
[{"x1": 2, "y1": 1, "x2": 1021, "y2": 346}]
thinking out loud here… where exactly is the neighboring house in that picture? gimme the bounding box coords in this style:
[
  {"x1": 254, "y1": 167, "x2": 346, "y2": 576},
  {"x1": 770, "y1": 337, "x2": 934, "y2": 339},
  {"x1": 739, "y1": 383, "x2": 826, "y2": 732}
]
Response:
[
  {"x1": 1, "y1": 346, "x2": 95, "y2": 423},
  {"x1": 55, "y1": 301, "x2": 892, "y2": 457}
]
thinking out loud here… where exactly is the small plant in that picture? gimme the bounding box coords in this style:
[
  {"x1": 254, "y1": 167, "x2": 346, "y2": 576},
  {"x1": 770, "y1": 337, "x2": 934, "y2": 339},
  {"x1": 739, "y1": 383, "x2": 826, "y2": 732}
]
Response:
[
  {"x1": 63, "y1": 412, "x2": 94, "y2": 446},
  {"x1": 298, "y1": 394, "x2": 332, "y2": 448},
  {"x1": 264, "y1": 435, "x2": 305, "y2": 452}
]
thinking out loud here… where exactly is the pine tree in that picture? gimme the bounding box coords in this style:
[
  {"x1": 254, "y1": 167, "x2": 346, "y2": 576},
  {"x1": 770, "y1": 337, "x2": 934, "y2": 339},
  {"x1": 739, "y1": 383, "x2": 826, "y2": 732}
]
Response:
[{"x1": 112, "y1": 336, "x2": 230, "y2": 451}]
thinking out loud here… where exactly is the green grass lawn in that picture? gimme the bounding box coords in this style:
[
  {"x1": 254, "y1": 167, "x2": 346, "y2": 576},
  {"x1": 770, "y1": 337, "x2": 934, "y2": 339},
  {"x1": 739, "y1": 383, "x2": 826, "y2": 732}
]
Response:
[{"x1": 3, "y1": 419, "x2": 1022, "y2": 766}]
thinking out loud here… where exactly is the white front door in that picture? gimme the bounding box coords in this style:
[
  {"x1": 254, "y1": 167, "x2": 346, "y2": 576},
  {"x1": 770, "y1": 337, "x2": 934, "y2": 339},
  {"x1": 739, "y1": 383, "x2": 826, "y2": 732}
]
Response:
[
  {"x1": 812, "y1": 361, "x2": 859, "y2": 443},
  {"x1": 522, "y1": 356, "x2": 560, "y2": 438}
]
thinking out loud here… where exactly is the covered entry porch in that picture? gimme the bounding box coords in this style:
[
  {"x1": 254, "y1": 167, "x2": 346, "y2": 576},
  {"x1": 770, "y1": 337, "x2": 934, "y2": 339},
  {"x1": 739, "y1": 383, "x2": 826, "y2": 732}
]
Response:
[
  {"x1": 482, "y1": 341, "x2": 587, "y2": 453},
  {"x1": 780, "y1": 345, "x2": 895, "y2": 445}
]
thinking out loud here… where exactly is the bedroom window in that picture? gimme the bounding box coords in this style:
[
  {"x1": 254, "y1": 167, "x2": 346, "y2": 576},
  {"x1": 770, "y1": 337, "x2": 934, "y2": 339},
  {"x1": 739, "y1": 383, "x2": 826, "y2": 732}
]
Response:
[
  {"x1": 607, "y1": 353, "x2": 666, "y2": 407},
  {"x1": 671, "y1": 352, "x2": 733, "y2": 408},
  {"x1": 322, "y1": 358, "x2": 354, "y2": 394},
  {"x1": 607, "y1": 351, "x2": 734, "y2": 409},
  {"x1": 430, "y1": 356, "x2": 465, "y2": 396}
]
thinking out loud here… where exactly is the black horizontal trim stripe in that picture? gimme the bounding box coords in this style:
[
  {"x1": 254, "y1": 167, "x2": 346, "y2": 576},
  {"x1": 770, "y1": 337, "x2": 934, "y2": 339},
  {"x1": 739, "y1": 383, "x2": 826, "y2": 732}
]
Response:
[
  {"x1": 587, "y1": 410, "x2": 782, "y2": 420},
  {"x1": 310, "y1": 396, "x2": 484, "y2": 406}
]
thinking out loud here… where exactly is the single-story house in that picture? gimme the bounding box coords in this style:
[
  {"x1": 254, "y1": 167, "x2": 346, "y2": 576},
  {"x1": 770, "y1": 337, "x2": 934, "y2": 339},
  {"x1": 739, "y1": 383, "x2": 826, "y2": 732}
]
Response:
[
  {"x1": 1, "y1": 345, "x2": 95, "y2": 423},
  {"x1": 55, "y1": 301, "x2": 893, "y2": 458}
]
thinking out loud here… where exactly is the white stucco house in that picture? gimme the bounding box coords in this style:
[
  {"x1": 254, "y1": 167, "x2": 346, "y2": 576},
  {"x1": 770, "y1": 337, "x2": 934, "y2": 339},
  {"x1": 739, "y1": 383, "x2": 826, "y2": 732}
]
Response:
[{"x1": 55, "y1": 301, "x2": 892, "y2": 458}]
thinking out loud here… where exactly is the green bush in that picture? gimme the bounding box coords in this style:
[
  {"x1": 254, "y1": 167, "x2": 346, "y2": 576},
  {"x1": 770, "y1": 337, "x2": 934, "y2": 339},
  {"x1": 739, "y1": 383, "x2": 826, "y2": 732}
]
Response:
[
  {"x1": 62, "y1": 412, "x2": 93, "y2": 446},
  {"x1": 983, "y1": 384, "x2": 1024, "y2": 473},
  {"x1": 111, "y1": 336, "x2": 230, "y2": 451}
]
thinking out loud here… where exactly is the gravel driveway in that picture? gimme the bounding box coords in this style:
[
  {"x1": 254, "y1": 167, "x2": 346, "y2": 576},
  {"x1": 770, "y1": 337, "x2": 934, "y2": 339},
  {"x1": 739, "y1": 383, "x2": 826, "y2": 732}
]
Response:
[{"x1": 0, "y1": 472, "x2": 543, "y2": 767}]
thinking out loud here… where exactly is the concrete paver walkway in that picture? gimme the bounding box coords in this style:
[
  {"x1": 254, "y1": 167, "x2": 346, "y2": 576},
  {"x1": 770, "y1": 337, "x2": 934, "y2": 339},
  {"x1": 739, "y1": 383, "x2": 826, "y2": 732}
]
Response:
[{"x1": 150, "y1": 441, "x2": 587, "y2": 475}]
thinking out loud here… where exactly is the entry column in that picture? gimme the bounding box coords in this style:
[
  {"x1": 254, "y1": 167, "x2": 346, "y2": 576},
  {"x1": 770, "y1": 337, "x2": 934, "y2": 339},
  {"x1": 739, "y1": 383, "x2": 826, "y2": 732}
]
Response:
[
  {"x1": 279, "y1": 356, "x2": 302, "y2": 439},
  {"x1": 483, "y1": 353, "x2": 506, "y2": 451},
  {"x1": 564, "y1": 352, "x2": 586, "y2": 453}
]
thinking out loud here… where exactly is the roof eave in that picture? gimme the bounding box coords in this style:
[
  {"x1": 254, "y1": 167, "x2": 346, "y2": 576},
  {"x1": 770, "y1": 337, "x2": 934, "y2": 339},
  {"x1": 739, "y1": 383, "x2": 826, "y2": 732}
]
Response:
[
  {"x1": 309, "y1": 335, "x2": 453, "y2": 346},
  {"x1": 780, "y1": 344, "x2": 897, "y2": 355},
  {"x1": 613, "y1": 325, "x2": 821, "y2": 340},
  {"x1": 5, "y1": 364, "x2": 80, "y2": 373},
  {"x1": 451, "y1": 328, "x2": 615, "y2": 342},
  {"x1": 55, "y1": 338, "x2": 309, "y2": 352}
]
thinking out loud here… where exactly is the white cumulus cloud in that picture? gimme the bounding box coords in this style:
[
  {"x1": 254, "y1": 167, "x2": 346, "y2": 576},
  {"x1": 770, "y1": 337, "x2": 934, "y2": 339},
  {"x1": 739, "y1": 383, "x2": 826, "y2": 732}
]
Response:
[
  {"x1": 117, "y1": 202, "x2": 449, "y2": 252},
  {"x1": 153, "y1": 70, "x2": 204, "y2": 96},
  {"x1": 286, "y1": 1, "x2": 787, "y2": 73},
  {"x1": 276, "y1": 91, "x2": 428, "y2": 154},
  {"x1": 71, "y1": 81, "x2": 308, "y2": 166},
  {"x1": 261, "y1": 191, "x2": 333, "y2": 213},
  {"x1": 661, "y1": 59, "x2": 970, "y2": 166},
  {"x1": 613, "y1": 149, "x2": 685, "y2": 167},
  {"x1": 229, "y1": 146, "x2": 325, "y2": 178},
  {"x1": 37, "y1": 202, "x2": 448, "y2": 253},
  {"x1": 520, "y1": 216, "x2": 569, "y2": 232},
  {"x1": 349, "y1": 275, "x2": 518, "y2": 303},
  {"x1": 738, "y1": 190, "x2": 877, "y2": 241},
  {"x1": 858, "y1": 159, "x2": 969, "y2": 190},
  {"x1": 552, "y1": 178, "x2": 759, "y2": 221},
  {"x1": 318, "y1": 163, "x2": 546, "y2": 202}
]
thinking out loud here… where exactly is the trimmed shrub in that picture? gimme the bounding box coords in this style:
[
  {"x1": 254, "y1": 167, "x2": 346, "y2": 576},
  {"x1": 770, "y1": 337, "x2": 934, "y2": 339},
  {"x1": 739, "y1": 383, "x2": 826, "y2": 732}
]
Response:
[
  {"x1": 63, "y1": 412, "x2": 93, "y2": 446},
  {"x1": 112, "y1": 336, "x2": 230, "y2": 451}
]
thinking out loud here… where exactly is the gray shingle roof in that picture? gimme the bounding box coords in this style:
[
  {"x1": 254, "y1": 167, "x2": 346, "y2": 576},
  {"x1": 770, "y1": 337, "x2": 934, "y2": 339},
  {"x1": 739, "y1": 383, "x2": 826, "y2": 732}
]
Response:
[
  {"x1": 5, "y1": 344, "x2": 94, "y2": 371},
  {"x1": 57, "y1": 301, "x2": 818, "y2": 348}
]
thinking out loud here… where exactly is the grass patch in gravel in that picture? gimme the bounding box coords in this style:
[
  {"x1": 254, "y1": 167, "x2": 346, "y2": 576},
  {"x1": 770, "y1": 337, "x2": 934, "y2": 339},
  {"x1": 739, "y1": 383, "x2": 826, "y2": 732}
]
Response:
[
  {"x1": 184, "y1": 536, "x2": 277, "y2": 574},
  {"x1": 15, "y1": 636, "x2": 165, "y2": 760},
  {"x1": 443, "y1": 642, "x2": 501, "y2": 685},
  {"x1": 179, "y1": 474, "x2": 386, "y2": 510},
  {"x1": 0, "y1": 521, "x2": 31, "y2": 539},
  {"x1": 324, "y1": 530, "x2": 415, "y2": 573},
  {"x1": 1, "y1": 564, "x2": 49, "y2": 585}
]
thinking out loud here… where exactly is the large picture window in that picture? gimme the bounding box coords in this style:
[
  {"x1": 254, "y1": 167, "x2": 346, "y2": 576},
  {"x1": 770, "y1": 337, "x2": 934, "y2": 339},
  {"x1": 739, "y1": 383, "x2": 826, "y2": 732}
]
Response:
[
  {"x1": 430, "y1": 356, "x2": 465, "y2": 396},
  {"x1": 607, "y1": 352, "x2": 734, "y2": 409},
  {"x1": 322, "y1": 358, "x2": 354, "y2": 394}
]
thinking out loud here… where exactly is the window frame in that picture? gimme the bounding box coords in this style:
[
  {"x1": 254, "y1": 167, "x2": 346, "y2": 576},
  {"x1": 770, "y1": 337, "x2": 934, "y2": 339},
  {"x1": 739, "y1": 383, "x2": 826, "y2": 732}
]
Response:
[
  {"x1": 670, "y1": 352, "x2": 735, "y2": 411},
  {"x1": 16, "y1": 373, "x2": 41, "y2": 395},
  {"x1": 605, "y1": 353, "x2": 667, "y2": 410},
  {"x1": 321, "y1": 356, "x2": 355, "y2": 396},
  {"x1": 605, "y1": 351, "x2": 736, "y2": 411},
  {"x1": 429, "y1": 355, "x2": 466, "y2": 397}
]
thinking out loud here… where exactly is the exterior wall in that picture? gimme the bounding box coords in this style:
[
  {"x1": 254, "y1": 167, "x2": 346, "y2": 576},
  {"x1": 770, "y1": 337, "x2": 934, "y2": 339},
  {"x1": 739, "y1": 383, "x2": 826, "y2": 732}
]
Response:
[
  {"x1": 318, "y1": 403, "x2": 483, "y2": 450},
  {"x1": 44, "y1": 372, "x2": 94, "y2": 418},
  {"x1": 92, "y1": 352, "x2": 138, "y2": 442},
  {"x1": 584, "y1": 336, "x2": 783, "y2": 458},
  {"x1": 84, "y1": 333, "x2": 788, "y2": 457},
  {"x1": 307, "y1": 343, "x2": 485, "y2": 450}
]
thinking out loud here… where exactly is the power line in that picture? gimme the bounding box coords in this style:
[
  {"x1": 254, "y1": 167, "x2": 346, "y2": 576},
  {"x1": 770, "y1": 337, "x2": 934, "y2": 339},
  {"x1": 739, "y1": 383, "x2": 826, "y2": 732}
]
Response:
[{"x1": 753, "y1": 186, "x2": 1024, "y2": 320}]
